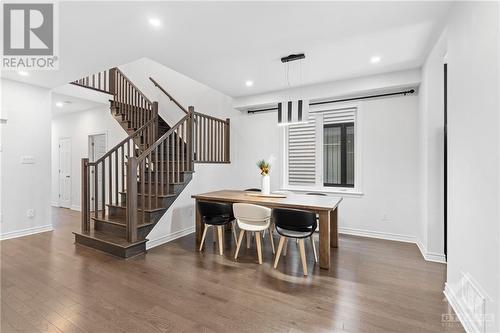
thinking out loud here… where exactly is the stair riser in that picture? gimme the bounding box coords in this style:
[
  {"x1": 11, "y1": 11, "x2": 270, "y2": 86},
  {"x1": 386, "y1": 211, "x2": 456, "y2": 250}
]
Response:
[
  {"x1": 108, "y1": 205, "x2": 165, "y2": 224},
  {"x1": 143, "y1": 173, "x2": 186, "y2": 183},
  {"x1": 118, "y1": 193, "x2": 176, "y2": 208},
  {"x1": 94, "y1": 220, "x2": 154, "y2": 240},
  {"x1": 74, "y1": 233, "x2": 146, "y2": 258}
]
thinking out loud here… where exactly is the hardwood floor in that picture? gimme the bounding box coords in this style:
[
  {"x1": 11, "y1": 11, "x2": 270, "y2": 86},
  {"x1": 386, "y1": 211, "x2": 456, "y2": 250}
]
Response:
[{"x1": 1, "y1": 208, "x2": 463, "y2": 333}]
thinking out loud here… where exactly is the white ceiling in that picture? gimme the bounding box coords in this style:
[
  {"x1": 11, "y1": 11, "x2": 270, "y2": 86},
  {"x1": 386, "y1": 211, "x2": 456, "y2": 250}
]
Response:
[
  {"x1": 2, "y1": 1, "x2": 452, "y2": 98},
  {"x1": 51, "y1": 92, "x2": 106, "y2": 117}
]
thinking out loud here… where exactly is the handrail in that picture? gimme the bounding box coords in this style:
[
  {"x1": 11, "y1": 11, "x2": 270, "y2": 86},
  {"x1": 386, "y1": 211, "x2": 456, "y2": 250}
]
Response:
[
  {"x1": 89, "y1": 115, "x2": 158, "y2": 166},
  {"x1": 149, "y1": 77, "x2": 188, "y2": 114},
  {"x1": 137, "y1": 113, "x2": 189, "y2": 162},
  {"x1": 193, "y1": 111, "x2": 228, "y2": 124}
]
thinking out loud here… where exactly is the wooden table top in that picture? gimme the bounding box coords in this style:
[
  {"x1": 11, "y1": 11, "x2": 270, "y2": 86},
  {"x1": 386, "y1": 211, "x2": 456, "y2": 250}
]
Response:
[{"x1": 192, "y1": 190, "x2": 342, "y2": 211}]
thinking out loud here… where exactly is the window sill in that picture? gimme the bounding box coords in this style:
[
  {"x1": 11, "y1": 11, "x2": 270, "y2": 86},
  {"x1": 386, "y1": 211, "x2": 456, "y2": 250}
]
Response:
[{"x1": 281, "y1": 186, "x2": 364, "y2": 197}]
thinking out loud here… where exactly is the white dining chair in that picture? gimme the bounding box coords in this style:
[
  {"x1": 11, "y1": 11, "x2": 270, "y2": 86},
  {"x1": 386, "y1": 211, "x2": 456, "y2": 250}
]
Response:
[{"x1": 233, "y1": 203, "x2": 275, "y2": 264}]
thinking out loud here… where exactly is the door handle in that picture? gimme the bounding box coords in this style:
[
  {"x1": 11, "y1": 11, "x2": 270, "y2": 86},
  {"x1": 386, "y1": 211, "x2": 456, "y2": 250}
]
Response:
[{"x1": 66, "y1": 175, "x2": 70, "y2": 178}]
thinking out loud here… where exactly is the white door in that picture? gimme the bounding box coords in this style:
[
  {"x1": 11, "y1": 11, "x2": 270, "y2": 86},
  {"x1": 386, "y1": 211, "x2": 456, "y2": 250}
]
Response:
[
  {"x1": 89, "y1": 134, "x2": 107, "y2": 211},
  {"x1": 58, "y1": 137, "x2": 71, "y2": 208}
]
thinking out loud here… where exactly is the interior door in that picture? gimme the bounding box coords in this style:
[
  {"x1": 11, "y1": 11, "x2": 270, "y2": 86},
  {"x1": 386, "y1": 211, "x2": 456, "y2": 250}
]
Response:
[
  {"x1": 89, "y1": 134, "x2": 107, "y2": 211},
  {"x1": 58, "y1": 137, "x2": 71, "y2": 208}
]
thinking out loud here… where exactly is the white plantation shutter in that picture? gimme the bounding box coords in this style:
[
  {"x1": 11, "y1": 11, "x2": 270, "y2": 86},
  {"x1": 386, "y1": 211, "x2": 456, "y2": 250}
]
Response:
[
  {"x1": 321, "y1": 107, "x2": 356, "y2": 125},
  {"x1": 287, "y1": 107, "x2": 356, "y2": 186},
  {"x1": 287, "y1": 114, "x2": 316, "y2": 185}
]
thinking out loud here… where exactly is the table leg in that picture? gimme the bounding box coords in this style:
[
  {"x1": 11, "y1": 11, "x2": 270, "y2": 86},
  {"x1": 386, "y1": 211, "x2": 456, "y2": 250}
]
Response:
[
  {"x1": 330, "y1": 208, "x2": 338, "y2": 248},
  {"x1": 318, "y1": 210, "x2": 331, "y2": 270},
  {"x1": 195, "y1": 200, "x2": 204, "y2": 250}
]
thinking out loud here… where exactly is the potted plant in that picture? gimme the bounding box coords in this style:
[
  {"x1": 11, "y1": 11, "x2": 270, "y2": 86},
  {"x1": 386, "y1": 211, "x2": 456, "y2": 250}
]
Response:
[{"x1": 257, "y1": 159, "x2": 271, "y2": 195}]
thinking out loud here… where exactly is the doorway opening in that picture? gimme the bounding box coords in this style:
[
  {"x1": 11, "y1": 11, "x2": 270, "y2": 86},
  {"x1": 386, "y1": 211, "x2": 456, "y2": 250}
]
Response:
[
  {"x1": 88, "y1": 133, "x2": 107, "y2": 211},
  {"x1": 58, "y1": 137, "x2": 71, "y2": 208}
]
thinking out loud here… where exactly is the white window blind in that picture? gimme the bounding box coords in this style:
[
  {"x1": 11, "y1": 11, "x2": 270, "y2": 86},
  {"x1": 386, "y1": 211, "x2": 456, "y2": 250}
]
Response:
[
  {"x1": 322, "y1": 107, "x2": 356, "y2": 125},
  {"x1": 287, "y1": 114, "x2": 316, "y2": 185},
  {"x1": 287, "y1": 107, "x2": 356, "y2": 186}
]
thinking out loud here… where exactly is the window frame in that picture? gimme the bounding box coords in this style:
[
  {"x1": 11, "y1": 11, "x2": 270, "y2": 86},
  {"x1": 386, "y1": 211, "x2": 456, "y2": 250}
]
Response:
[{"x1": 281, "y1": 103, "x2": 363, "y2": 195}]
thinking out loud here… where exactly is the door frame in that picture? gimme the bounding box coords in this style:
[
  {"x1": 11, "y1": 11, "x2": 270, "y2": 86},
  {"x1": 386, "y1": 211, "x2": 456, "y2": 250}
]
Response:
[
  {"x1": 58, "y1": 136, "x2": 72, "y2": 208},
  {"x1": 443, "y1": 63, "x2": 448, "y2": 260}
]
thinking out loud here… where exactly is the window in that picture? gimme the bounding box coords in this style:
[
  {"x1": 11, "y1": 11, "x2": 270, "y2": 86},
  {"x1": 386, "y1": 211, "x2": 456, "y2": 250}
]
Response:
[
  {"x1": 284, "y1": 106, "x2": 358, "y2": 192},
  {"x1": 323, "y1": 123, "x2": 354, "y2": 187}
]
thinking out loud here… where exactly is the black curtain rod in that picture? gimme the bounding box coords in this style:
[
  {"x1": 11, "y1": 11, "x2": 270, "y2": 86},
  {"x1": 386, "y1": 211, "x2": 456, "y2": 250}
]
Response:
[{"x1": 247, "y1": 89, "x2": 415, "y2": 114}]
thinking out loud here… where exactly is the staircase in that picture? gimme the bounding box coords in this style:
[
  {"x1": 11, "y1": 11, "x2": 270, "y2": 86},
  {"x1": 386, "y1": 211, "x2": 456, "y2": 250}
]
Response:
[{"x1": 72, "y1": 68, "x2": 230, "y2": 258}]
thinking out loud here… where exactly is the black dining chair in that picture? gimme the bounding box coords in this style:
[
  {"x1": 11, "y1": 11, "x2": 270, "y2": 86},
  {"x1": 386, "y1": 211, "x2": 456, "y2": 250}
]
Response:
[
  {"x1": 244, "y1": 188, "x2": 261, "y2": 192},
  {"x1": 197, "y1": 201, "x2": 237, "y2": 255},
  {"x1": 272, "y1": 208, "x2": 318, "y2": 276}
]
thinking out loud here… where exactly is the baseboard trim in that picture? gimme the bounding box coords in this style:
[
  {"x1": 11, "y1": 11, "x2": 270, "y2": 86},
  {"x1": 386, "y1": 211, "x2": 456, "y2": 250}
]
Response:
[
  {"x1": 0, "y1": 224, "x2": 53, "y2": 241},
  {"x1": 444, "y1": 284, "x2": 477, "y2": 333},
  {"x1": 339, "y1": 227, "x2": 416, "y2": 243},
  {"x1": 146, "y1": 226, "x2": 195, "y2": 250},
  {"x1": 416, "y1": 240, "x2": 447, "y2": 263},
  {"x1": 70, "y1": 205, "x2": 81, "y2": 212},
  {"x1": 340, "y1": 227, "x2": 446, "y2": 264}
]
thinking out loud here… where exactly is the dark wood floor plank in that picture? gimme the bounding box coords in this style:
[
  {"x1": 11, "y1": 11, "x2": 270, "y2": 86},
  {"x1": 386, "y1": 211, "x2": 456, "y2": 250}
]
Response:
[{"x1": 0, "y1": 208, "x2": 464, "y2": 333}]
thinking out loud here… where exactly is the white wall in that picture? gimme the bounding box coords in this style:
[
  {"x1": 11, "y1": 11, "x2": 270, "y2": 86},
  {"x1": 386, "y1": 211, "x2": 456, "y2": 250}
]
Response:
[
  {"x1": 51, "y1": 106, "x2": 127, "y2": 210},
  {"x1": 0, "y1": 79, "x2": 52, "y2": 239},
  {"x1": 439, "y1": 2, "x2": 499, "y2": 332},
  {"x1": 418, "y1": 30, "x2": 447, "y2": 261},
  {"x1": 116, "y1": 58, "x2": 239, "y2": 248},
  {"x1": 231, "y1": 79, "x2": 421, "y2": 243}
]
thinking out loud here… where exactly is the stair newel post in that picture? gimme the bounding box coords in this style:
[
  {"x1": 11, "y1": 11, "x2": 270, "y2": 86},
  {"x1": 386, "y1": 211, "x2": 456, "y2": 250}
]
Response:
[
  {"x1": 81, "y1": 158, "x2": 90, "y2": 233},
  {"x1": 109, "y1": 68, "x2": 117, "y2": 96},
  {"x1": 126, "y1": 157, "x2": 138, "y2": 242},
  {"x1": 188, "y1": 106, "x2": 194, "y2": 171},
  {"x1": 153, "y1": 102, "x2": 159, "y2": 143}
]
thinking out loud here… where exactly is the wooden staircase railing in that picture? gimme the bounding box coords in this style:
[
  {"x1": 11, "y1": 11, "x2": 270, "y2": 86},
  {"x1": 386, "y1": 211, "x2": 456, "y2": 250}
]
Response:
[
  {"x1": 81, "y1": 117, "x2": 158, "y2": 234},
  {"x1": 126, "y1": 111, "x2": 193, "y2": 241},
  {"x1": 75, "y1": 68, "x2": 231, "y2": 253},
  {"x1": 72, "y1": 69, "x2": 112, "y2": 94}
]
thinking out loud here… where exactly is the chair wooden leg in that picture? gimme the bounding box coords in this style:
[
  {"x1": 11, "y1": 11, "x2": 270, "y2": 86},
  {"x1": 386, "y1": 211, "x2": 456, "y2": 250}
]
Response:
[
  {"x1": 311, "y1": 235, "x2": 318, "y2": 263},
  {"x1": 234, "y1": 230, "x2": 245, "y2": 259},
  {"x1": 298, "y1": 239, "x2": 308, "y2": 276},
  {"x1": 217, "y1": 226, "x2": 223, "y2": 255},
  {"x1": 269, "y1": 228, "x2": 275, "y2": 254},
  {"x1": 199, "y1": 225, "x2": 209, "y2": 252},
  {"x1": 274, "y1": 236, "x2": 286, "y2": 269},
  {"x1": 255, "y1": 232, "x2": 263, "y2": 264},
  {"x1": 213, "y1": 228, "x2": 217, "y2": 244},
  {"x1": 231, "y1": 221, "x2": 238, "y2": 243},
  {"x1": 283, "y1": 238, "x2": 289, "y2": 256},
  {"x1": 246, "y1": 231, "x2": 251, "y2": 249}
]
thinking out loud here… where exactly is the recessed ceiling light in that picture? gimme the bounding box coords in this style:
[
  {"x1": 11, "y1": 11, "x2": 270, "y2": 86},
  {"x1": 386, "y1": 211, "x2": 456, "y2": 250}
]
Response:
[
  {"x1": 149, "y1": 18, "x2": 161, "y2": 28},
  {"x1": 18, "y1": 71, "x2": 29, "y2": 76},
  {"x1": 55, "y1": 102, "x2": 64, "y2": 108},
  {"x1": 245, "y1": 80, "x2": 254, "y2": 87},
  {"x1": 370, "y1": 56, "x2": 381, "y2": 64}
]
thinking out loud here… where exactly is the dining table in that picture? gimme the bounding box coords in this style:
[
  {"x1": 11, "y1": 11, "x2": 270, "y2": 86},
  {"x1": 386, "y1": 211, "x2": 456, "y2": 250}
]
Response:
[{"x1": 191, "y1": 190, "x2": 342, "y2": 270}]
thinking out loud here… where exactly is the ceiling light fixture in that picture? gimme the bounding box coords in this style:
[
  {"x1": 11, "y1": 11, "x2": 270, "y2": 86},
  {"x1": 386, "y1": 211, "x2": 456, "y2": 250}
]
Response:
[
  {"x1": 18, "y1": 70, "x2": 29, "y2": 76},
  {"x1": 277, "y1": 53, "x2": 309, "y2": 126},
  {"x1": 245, "y1": 80, "x2": 253, "y2": 87},
  {"x1": 370, "y1": 55, "x2": 381, "y2": 64},
  {"x1": 149, "y1": 18, "x2": 161, "y2": 28}
]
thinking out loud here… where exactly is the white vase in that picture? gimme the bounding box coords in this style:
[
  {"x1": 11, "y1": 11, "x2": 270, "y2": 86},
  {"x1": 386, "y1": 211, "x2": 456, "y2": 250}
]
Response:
[{"x1": 261, "y1": 174, "x2": 270, "y2": 195}]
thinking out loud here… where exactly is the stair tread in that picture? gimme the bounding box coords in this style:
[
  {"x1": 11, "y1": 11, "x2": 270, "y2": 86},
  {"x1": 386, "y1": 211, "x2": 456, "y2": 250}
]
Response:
[
  {"x1": 73, "y1": 229, "x2": 147, "y2": 248},
  {"x1": 92, "y1": 215, "x2": 154, "y2": 228},
  {"x1": 107, "y1": 203, "x2": 167, "y2": 213},
  {"x1": 119, "y1": 191, "x2": 176, "y2": 198}
]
